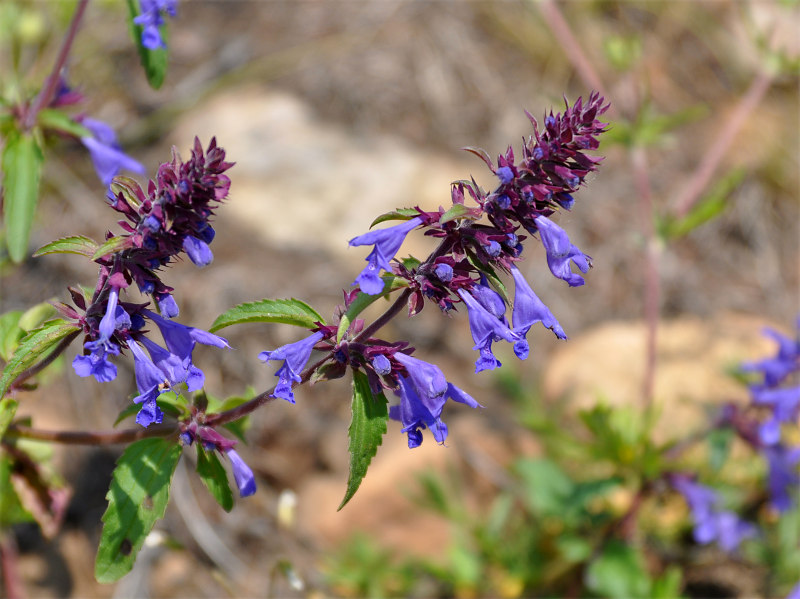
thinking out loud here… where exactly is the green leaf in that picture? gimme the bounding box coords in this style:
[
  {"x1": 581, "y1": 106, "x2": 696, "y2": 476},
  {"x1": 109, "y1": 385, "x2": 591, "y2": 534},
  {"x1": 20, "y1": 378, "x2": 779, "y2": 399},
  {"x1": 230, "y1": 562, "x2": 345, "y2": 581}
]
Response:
[
  {"x1": 36, "y1": 108, "x2": 91, "y2": 138},
  {"x1": 33, "y1": 235, "x2": 99, "y2": 258},
  {"x1": 195, "y1": 445, "x2": 233, "y2": 512},
  {"x1": 651, "y1": 566, "x2": 682, "y2": 598},
  {"x1": 125, "y1": 0, "x2": 168, "y2": 89},
  {"x1": 0, "y1": 398, "x2": 18, "y2": 438},
  {"x1": 0, "y1": 455, "x2": 33, "y2": 527},
  {"x1": 369, "y1": 208, "x2": 420, "y2": 228},
  {"x1": 210, "y1": 298, "x2": 325, "y2": 333},
  {"x1": 18, "y1": 301, "x2": 56, "y2": 331},
  {"x1": 0, "y1": 320, "x2": 79, "y2": 398},
  {"x1": 515, "y1": 458, "x2": 574, "y2": 516},
  {"x1": 338, "y1": 370, "x2": 388, "y2": 510},
  {"x1": 0, "y1": 311, "x2": 24, "y2": 361},
  {"x1": 708, "y1": 428, "x2": 734, "y2": 472},
  {"x1": 95, "y1": 438, "x2": 182, "y2": 583},
  {"x1": 439, "y1": 203, "x2": 475, "y2": 225},
  {"x1": 658, "y1": 168, "x2": 745, "y2": 240},
  {"x1": 336, "y1": 275, "x2": 409, "y2": 343},
  {"x1": 205, "y1": 391, "x2": 253, "y2": 442},
  {"x1": 92, "y1": 236, "x2": 131, "y2": 260},
  {"x1": 2, "y1": 130, "x2": 44, "y2": 263},
  {"x1": 585, "y1": 541, "x2": 652, "y2": 599}
]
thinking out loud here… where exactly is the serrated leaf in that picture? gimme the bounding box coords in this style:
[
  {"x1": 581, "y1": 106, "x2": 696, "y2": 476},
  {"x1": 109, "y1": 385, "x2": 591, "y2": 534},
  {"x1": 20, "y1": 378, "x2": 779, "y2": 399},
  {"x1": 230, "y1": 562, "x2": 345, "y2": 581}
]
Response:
[
  {"x1": 92, "y1": 236, "x2": 131, "y2": 260},
  {"x1": 2, "y1": 130, "x2": 44, "y2": 263},
  {"x1": 461, "y1": 146, "x2": 493, "y2": 169},
  {"x1": 439, "y1": 203, "x2": 475, "y2": 225},
  {"x1": 95, "y1": 438, "x2": 182, "y2": 583},
  {"x1": 125, "y1": 0, "x2": 168, "y2": 89},
  {"x1": 0, "y1": 398, "x2": 18, "y2": 438},
  {"x1": 210, "y1": 298, "x2": 325, "y2": 333},
  {"x1": 338, "y1": 370, "x2": 388, "y2": 510},
  {"x1": 34, "y1": 235, "x2": 99, "y2": 258},
  {"x1": 0, "y1": 320, "x2": 79, "y2": 398},
  {"x1": 369, "y1": 208, "x2": 420, "y2": 228},
  {"x1": 336, "y1": 275, "x2": 409, "y2": 343},
  {"x1": 195, "y1": 445, "x2": 233, "y2": 512},
  {"x1": 0, "y1": 311, "x2": 24, "y2": 361},
  {"x1": 36, "y1": 108, "x2": 92, "y2": 138}
]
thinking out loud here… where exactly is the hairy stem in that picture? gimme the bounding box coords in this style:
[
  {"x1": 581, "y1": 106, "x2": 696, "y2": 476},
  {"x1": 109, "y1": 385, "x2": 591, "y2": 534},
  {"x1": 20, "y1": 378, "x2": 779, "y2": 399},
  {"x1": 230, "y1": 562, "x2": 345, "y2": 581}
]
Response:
[
  {"x1": 3, "y1": 422, "x2": 177, "y2": 445},
  {"x1": 353, "y1": 288, "x2": 413, "y2": 343},
  {"x1": 22, "y1": 0, "x2": 90, "y2": 130}
]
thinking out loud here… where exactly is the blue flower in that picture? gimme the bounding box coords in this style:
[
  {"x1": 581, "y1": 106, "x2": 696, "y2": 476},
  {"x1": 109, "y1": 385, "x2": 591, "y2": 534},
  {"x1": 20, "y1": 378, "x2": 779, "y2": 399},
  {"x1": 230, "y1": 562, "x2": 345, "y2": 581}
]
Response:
[
  {"x1": 535, "y1": 216, "x2": 591, "y2": 287},
  {"x1": 225, "y1": 449, "x2": 256, "y2": 497},
  {"x1": 182, "y1": 235, "x2": 213, "y2": 267},
  {"x1": 157, "y1": 294, "x2": 179, "y2": 318},
  {"x1": 763, "y1": 444, "x2": 800, "y2": 512},
  {"x1": 349, "y1": 217, "x2": 423, "y2": 295},
  {"x1": 672, "y1": 475, "x2": 757, "y2": 552},
  {"x1": 752, "y1": 385, "x2": 800, "y2": 446},
  {"x1": 496, "y1": 166, "x2": 514, "y2": 184},
  {"x1": 133, "y1": 0, "x2": 178, "y2": 50},
  {"x1": 72, "y1": 343, "x2": 119, "y2": 383},
  {"x1": 433, "y1": 263, "x2": 453, "y2": 282},
  {"x1": 457, "y1": 288, "x2": 518, "y2": 373},
  {"x1": 128, "y1": 340, "x2": 167, "y2": 428},
  {"x1": 258, "y1": 331, "x2": 324, "y2": 403},
  {"x1": 742, "y1": 325, "x2": 799, "y2": 387},
  {"x1": 80, "y1": 118, "x2": 145, "y2": 186},
  {"x1": 390, "y1": 352, "x2": 480, "y2": 448},
  {"x1": 510, "y1": 266, "x2": 566, "y2": 359},
  {"x1": 371, "y1": 354, "x2": 391, "y2": 375},
  {"x1": 139, "y1": 336, "x2": 202, "y2": 391}
]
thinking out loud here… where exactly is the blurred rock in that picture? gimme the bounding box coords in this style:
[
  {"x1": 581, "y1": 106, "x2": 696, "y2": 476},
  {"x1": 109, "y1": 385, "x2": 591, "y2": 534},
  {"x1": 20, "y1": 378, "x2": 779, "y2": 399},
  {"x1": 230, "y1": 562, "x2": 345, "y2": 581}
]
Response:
[{"x1": 542, "y1": 312, "x2": 784, "y2": 437}]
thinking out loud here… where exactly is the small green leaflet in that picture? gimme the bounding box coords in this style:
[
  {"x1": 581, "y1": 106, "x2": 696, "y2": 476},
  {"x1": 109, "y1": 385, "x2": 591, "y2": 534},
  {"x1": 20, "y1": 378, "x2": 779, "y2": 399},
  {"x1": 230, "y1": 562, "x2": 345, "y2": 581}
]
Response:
[
  {"x1": 439, "y1": 203, "x2": 476, "y2": 225},
  {"x1": 125, "y1": 0, "x2": 168, "y2": 89},
  {"x1": 337, "y1": 275, "x2": 409, "y2": 343},
  {"x1": 2, "y1": 130, "x2": 44, "y2": 263},
  {"x1": 195, "y1": 445, "x2": 233, "y2": 512},
  {"x1": 34, "y1": 235, "x2": 99, "y2": 258},
  {"x1": 36, "y1": 108, "x2": 92, "y2": 138},
  {"x1": 0, "y1": 311, "x2": 24, "y2": 361},
  {"x1": 0, "y1": 398, "x2": 18, "y2": 439},
  {"x1": 210, "y1": 298, "x2": 325, "y2": 333},
  {"x1": 95, "y1": 438, "x2": 182, "y2": 583},
  {"x1": 338, "y1": 370, "x2": 388, "y2": 510},
  {"x1": 369, "y1": 208, "x2": 420, "y2": 228},
  {"x1": 0, "y1": 320, "x2": 80, "y2": 398},
  {"x1": 92, "y1": 236, "x2": 131, "y2": 260}
]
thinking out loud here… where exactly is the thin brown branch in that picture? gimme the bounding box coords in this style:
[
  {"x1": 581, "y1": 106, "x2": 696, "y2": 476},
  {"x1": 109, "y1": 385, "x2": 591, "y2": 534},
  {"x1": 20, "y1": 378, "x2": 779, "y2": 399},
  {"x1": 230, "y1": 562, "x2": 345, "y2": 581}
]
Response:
[{"x1": 3, "y1": 422, "x2": 177, "y2": 445}]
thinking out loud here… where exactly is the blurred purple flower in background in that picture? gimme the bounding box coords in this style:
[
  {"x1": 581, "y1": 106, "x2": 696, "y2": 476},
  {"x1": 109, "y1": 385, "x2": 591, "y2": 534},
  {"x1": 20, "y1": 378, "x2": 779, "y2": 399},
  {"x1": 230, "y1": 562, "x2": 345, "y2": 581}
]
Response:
[
  {"x1": 80, "y1": 118, "x2": 145, "y2": 186},
  {"x1": 134, "y1": 0, "x2": 178, "y2": 49}
]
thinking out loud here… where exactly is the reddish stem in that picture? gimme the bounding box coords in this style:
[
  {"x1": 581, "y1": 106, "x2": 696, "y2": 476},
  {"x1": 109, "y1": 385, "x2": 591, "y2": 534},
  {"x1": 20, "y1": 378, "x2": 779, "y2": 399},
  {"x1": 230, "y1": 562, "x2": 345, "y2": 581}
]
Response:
[{"x1": 22, "y1": 0, "x2": 90, "y2": 130}]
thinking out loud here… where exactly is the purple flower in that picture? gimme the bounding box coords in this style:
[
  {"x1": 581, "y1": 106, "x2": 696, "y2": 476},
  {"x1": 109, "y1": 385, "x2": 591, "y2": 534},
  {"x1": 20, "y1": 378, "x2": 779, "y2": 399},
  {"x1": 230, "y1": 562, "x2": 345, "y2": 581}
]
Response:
[
  {"x1": 434, "y1": 263, "x2": 454, "y2": 282},
  {"x1": 371, "y1": 354, "x2": 391, "y2": 375},
  {"x1": 786, "y1": 582, "x2": 800, "y2": 599},
  {"x1": 496, "y1": 166, "x2": 514, "y2": 184},
  {"x1": 349, "y1": 217, "x2": 423, "y2": 295},
  {"x1": 182, "y1": 235, "x2": 213, "y2": 267},
  {"x1": 133, "y1": 0, "x2": 178, "y2": 50},
  {"x1": 510, "y1": 266, "x2": 566, "y2": 360},
  {"x1": 128, "y1": 340, "x2": 167, "y2": 428},
  {"x1": 225, "y1": 449, "x2": 256, "y2": 497},
  {"x1": 157, "y1": 294, "x2": 180, "y2": 318},
  {"x1": 139, "y1": 336, "x2": 202, "y2": 391},
  {"x1": 535, "y1": 216, "x2": 591, "y2": 287},
  {"x1": 72, "y1": 343, "x2": 119, "y2": 383},
  {"x1": 752, "y1": 385, "x2": 800, "y2": 445},
  {"x1": 742, "y1": 325, "x2": 800, "y2": 387},
  {"x1": 763, "y1": 445, "x2": 800, "y2": 512},
  {"x1": 671, "y1": 475, "x2": 757, "y2": 552},
  {"x1": 80, "y1": 118, "x2": 145, "y2": 186},
  {"x1": 390, "y1": 352, "x2": 480, "y2": 448},
  {"x1": 258, "y1": 331, "x2": 324, "y2": 403},
  {"x1": 457, "y1": 288, "x2": 518, "y2": 373}
]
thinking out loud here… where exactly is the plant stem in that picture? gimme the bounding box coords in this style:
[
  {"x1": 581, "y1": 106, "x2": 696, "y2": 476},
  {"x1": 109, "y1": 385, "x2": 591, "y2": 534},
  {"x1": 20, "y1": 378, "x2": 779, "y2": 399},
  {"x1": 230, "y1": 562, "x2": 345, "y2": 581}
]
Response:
[
  {"x1": 0, "y1": 534, "x2": 22, "y2": 599},
  {"x1": 673, "y1": 68, "x2": 773, "y2": 219},
  {"x1": 353, "y1": 288, "x2": 413, "y2": 343},
  {"x1": 3, "y1": 422, "x2": 177, "y2": 445},
  {"x1": 10, "y1": 329, "x2": 81, "y2": 392},
  {"x1": 22, "y1": 0, "x2": 90, "y2": 130}
]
